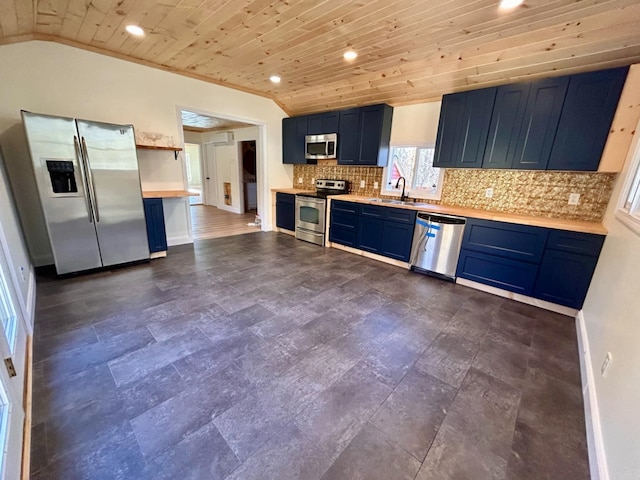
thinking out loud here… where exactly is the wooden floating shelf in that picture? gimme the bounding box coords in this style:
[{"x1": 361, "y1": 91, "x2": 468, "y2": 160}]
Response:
[{"x1": 136, "y1": 144, "x2": 183, "y2": 159}]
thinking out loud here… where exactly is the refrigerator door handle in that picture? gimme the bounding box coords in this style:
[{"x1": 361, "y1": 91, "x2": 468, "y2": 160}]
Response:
[
  {"x1": 81, "y1": 136, "x2": 100, "y2": 223},
  {"x1": 74, "y1": 135, "x2": 94, "y2": 223}
]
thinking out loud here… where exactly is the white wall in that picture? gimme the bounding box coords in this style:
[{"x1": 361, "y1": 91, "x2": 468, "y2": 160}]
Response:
[
  {"x1": 0, "y1": 40, "x2": 291, "y2": 238},
  {"x1": 581, "y1": 118, "x2": 640, "y2": 480},
  {"x1": 390, "y1": 101, "x2": 442, "y2": 145}
]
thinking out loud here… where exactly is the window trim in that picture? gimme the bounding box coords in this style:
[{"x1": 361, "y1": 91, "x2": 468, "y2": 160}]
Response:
[
  {"x1": 615, "y1": 134, "x2": 640, "y2": 237},
  {"x1": 382, "y1": 144, "x2": 443, "y2": 201}
]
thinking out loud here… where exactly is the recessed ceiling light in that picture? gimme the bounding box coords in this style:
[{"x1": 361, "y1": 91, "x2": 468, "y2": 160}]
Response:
[
  {"x1": 125, "y1": 25, "x2": 145, "y2": 36},
  {"x1": 343, "y1": 50, "x2": 358, "y2": 61},
  {"x1": 499, "y1": 0, "x2": 524, "y2": 9},
  {"x1": 270, "y1": 75, "x2": 281, "y2": 84}
]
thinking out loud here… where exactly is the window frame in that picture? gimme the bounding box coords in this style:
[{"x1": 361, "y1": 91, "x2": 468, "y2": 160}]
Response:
[
  {"x1": 381, "y1": 144, "x2": 443, "y2": 201},
  {"x1": 616, "y1": 134, "x2": 640, "y2": 236}
]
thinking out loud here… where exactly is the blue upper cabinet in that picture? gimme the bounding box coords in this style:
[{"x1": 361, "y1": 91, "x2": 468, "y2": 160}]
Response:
[
  {"x1": 482, "y1": 77, "x2": 569, "y2": 170},
  {"x1": 338, "y1": 108, "x2": 361, "y2": 165},
  {"x1": 482, "y1": 83, "x2": 530, "y2": 169},
  {"x1": 307, "y1": 111, "x2": 339, "y2": 135},
  {"x1": 548, "y1": 67, "x2": 628, "y2": 171},
  {"x1": 434, "y1": 87, "x2": 496, "y2": 168},
  {"x1": 282, "y1": 116, "x2": 309, "y2": 164},
  {"x1": 339, "y1": 104, "x2": 393, "y2": 166}
]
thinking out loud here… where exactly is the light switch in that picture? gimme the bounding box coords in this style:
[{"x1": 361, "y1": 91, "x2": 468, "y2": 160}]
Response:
[
  {"x1": 360, "y1": 180, "x2": 366, "y2": 188},
  {"x1": 298, "y1": 177, "x2": 303, "y2": 184},
  {"x1": 374, "y1": 181, "x2": 379, "y2": 189}
]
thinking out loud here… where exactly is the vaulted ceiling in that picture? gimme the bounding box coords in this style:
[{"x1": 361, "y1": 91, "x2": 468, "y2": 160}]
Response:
[{"x1": 2, "y1": 0, "x2": 640, "y2": 115}]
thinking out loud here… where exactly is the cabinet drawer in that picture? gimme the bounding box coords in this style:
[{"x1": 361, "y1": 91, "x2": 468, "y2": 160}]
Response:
[
  {"x1": 462, "y1": 218, "x2": 548, "y2": 263},
  {"x1": 331, "y1": 200, "x2": 358, "y2": 214},
  {"x1": 456, "y1": 249, "x2": 539, "y2": 296},
  {"x1": 331, "y1": 211, "x2": 358, "y2": 230},
  {"x1": 385, "y1": 207, "x2": 416, "y2": 224},
  {"x1": 360, "y1": 204, "x2": 385, "y2": 219},
  {"x1": 546, "y1": 230, "x2": 605, "y2": 257},
  {"x1": 276, "y1": 192, "x2": 295, "y2": 204}
]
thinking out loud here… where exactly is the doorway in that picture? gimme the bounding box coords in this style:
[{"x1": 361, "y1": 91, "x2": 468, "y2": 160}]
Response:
[
  {"x1": 184, "y1": 143, "x2": 203, "y2": 205},
  {"x1": 179, "y1": 108, "x2": 264, "y2": 240}
]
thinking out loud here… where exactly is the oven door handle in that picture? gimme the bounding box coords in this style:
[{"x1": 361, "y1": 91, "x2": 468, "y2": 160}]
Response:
[{"x1": 296, "y1": 197, "x2": 326, "y2": 205}]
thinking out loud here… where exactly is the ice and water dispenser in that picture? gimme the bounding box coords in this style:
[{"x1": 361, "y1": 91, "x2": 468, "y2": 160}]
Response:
[{"x1": 45, "y1": 160, "x2": 78, "y2": 194}]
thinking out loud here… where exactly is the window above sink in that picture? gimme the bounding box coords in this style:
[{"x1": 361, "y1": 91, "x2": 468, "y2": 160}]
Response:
[{"x1": 382, "y1": 145, "x2": 443, "y2": 201}]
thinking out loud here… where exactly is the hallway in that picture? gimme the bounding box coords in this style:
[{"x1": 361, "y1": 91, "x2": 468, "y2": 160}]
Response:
[{"x1": 190, "y1": 205, "x2": 260, "y2": 240}]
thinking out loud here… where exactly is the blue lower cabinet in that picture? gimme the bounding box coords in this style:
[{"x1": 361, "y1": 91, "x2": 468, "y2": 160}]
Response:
[
  {"x1": 381, "y1": 221, "x2": 414, "y2": 261},
  {"x1": 143, "y1": 198, "x2": 167, "y2": 254},
  {"x1": 456, "y1": 249, "x2": 539, "y2": 296},
  {"x1": 329, "y1": 227, "x2": 357, "y2": 247},
  {"x1": 357, "y1": 217, "x2": 384, "y2": 253},
  {"x1": 533, "y1": 249, "x2": 599, "y2": 309},
  {"x1": 276, "y1": 193, "x2": 295, "y2": 231}
]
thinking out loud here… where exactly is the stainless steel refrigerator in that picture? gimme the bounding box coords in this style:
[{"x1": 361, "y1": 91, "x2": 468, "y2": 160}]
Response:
[{"x1": 18, "y1": 111, "x2": 149, "y2": 275}]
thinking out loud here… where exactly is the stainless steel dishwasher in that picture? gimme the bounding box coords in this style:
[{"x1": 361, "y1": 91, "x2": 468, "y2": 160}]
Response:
[{"x1": 409, "y1": 212, "x2": 466, "y2": 281}]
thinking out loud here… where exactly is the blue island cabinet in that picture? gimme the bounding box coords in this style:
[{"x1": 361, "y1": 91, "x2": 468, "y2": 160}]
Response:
[{"x1": 143, "y1": 198, "x2": 167, "y2": 256}]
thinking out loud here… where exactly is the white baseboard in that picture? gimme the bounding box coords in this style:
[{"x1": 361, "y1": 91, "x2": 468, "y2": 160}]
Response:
[
  {"x1": 167, "y1": 235, "x2": 193, "y2": 247},
  {"x1": 455, "y1": 277, "x2": 577, "y2": 316},
  {"x1": 576, "y1": 311, "x2": 609, "y2": 480},
  {"x1": 216, "y1": 204, "x2": 241, "y2": 214}
]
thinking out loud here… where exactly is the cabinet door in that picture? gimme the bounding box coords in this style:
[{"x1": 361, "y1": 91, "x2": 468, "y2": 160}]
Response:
[
  {"x1": 282, "y1": 116, "x2": 308, "y2": 164},
  {"x1": 359, "y1": 104, "x2": 393, "y2": 166},
  {"x1": 381, "y1": 221, "x2": 414, "y2": 261},
  {"x1": 548, "y1": 67, "x2": 628, "y2": 171},
  {"x1": 338, "y1": 108, "x2": 361, "y2": 165},
  {"x1": 533, "y1": 249, "x2": 599, "y2": 308},
  {"x1": 275, "y1": 193, "x2": 296, "y2": 231},
  {"x1": 433, "y1": 93, "x2": 466, "y2": 168},
  {"x1": 143, "y1": 198, "x2": 167, "y2": 253},
  {"x1": 512, "y1": 76, "x2": 569, "y2": 170},
  {"x1": 307, "y1": 112, "x2": 339, "y2": 135},
  {"x1": 434, "y1": 88, "x2": 496, "y2": 168},
  {"x1": 357, "y1": 216, "x2": 384, "y2": 253},
  {"x1": 483, "y1": 83, "x2": 530, "y2": 169}
]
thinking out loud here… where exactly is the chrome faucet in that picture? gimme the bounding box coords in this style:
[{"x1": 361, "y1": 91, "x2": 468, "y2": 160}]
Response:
[{"x1": 395, "y1": 176, "x2": 408, "y2": 201}]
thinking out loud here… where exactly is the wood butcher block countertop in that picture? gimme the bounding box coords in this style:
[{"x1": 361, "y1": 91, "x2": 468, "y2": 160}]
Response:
[
  {"x1": 271, "y1": 187, "x2": 310, "y2": 194},
  {"x1": 328, "y1": 195, "x2": 608, "y2": 235},
  {"x1": 142, "y1": 190, "x2": 199, "y2": 198}
]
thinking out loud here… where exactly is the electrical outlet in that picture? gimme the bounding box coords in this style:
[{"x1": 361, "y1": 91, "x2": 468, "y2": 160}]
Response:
[
  {"x1": 360, "y1": 180, "x2": 366, "y2": 188},
  {"x1": 311, "y1": 177, "x2": 315, "y2": 184},
  {"x1": 485, "y1": 188, "x2": 494, "y2": 198},
  {"x1": 298, "y1": 177, "x2": 303, "y2": 184},
  {"x1": 374, "y1": 181, "x2": 379, "y2": 189},
  {"x1": 601, "y1": 352, "x2": 612, "y2": 376},
  {"x1": 568, "y1": 193, "x2": 580, "y2": 205}
]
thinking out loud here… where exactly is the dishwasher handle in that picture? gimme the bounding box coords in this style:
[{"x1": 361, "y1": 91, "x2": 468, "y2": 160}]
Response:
[{"x1": 416, "y1": 212, "x2": 466, "y2": 225}]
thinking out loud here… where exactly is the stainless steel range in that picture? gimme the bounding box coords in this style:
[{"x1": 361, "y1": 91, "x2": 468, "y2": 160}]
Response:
[{"x1": 296, "y1": 179, "x2": 348, "y2": 246}]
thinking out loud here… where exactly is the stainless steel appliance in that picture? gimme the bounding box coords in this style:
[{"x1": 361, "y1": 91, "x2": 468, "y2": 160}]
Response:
[
  {"x1": 409, "y1": 212, "x2": 466, "y2": 281},
  {"x1": 13, "y1": 111, "x2": 149, "y2": 275},
  {"x1": 296, "y1": 179, "x2": 348, "y2": 246},
  {"x1": 305, "y1": 133, "x2": 337, "y2": 160}
]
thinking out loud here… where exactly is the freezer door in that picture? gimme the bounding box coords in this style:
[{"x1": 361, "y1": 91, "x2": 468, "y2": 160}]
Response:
[
  {"x1": 76, "y1": 120, "x2": 150, "y2": 267},
  {"x1": 21, "y1": 111, "x2": 103, "y2": 274}
]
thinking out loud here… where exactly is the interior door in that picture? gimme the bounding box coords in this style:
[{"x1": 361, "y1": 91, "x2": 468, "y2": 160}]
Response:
[
  {"x1": 76, "y1": 120, "x2": 150, "y2": 266},
  {"x1": 203, "y1": 143, "x2": 218, "y2": 207},
  {"x1": 0, "y1": 244, "x2": 26, "y2": 480}
]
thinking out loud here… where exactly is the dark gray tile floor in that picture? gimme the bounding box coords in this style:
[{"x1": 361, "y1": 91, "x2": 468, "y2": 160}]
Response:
[{"x1": 30, "y1": 232, "x2": 590, "y2": 479}]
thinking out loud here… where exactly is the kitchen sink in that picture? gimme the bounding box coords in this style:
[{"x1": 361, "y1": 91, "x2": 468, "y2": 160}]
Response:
[{"x1": 367, "y1": 198, "x2": 434, "y2": 207}]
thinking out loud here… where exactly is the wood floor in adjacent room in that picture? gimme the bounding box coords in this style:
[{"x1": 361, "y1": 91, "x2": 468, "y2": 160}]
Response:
[
  {"x1": 29, "y1": 233, "x2": 589, "y2": 479},
  {"x1": 190, "y1": 204, "x2": 260, "y2": 240}
]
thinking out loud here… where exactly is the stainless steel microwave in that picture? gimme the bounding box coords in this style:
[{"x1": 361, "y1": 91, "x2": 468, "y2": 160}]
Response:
[{"x1": 305, "y1": 133, "x2": 337, "y2": 160}]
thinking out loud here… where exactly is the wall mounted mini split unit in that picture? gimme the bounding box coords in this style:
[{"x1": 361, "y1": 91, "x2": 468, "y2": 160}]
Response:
[{"x1": 209, "y1": 132, "x2": 234, "y2": 145}]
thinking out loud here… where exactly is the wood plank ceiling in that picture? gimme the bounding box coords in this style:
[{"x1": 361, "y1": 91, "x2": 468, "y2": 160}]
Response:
[{"x1": 1, "y1": 0, "x2": 640, "y2": 115}]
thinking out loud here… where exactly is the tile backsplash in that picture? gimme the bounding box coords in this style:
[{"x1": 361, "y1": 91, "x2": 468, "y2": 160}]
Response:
[{"x1": 292, "y1": 164, "x2": 616, "y2": 222}]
